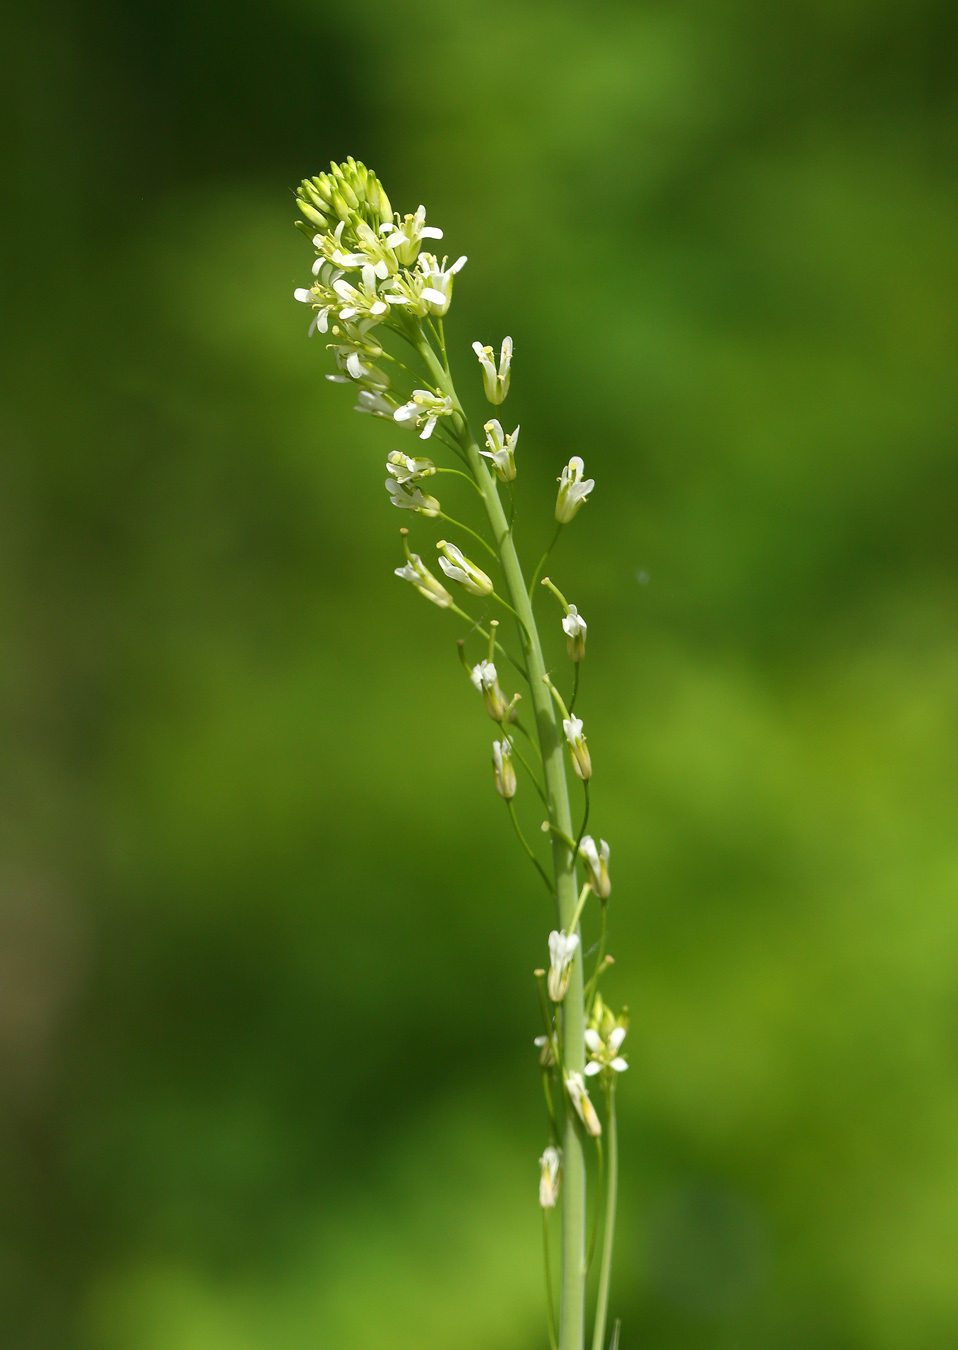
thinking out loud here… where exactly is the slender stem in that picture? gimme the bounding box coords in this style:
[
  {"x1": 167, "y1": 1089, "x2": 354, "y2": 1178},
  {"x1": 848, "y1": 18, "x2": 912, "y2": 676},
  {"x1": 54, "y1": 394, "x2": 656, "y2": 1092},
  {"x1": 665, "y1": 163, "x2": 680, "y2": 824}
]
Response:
[
  {"x1": 508, "y1": 800, "x2": 555, "y2": 895},
  {"x1": 591, "y1": 1084, "x2": 618, "y2": 1350},
  {"x1": 587, "y1": 1137, "x2": 603, "y2": 1270},
  {"x1": 437, "y1": 512, "x2": 498, "y2": 560},
  {"x1": 530, "y1": 523, "x2": 563, "y2": 599},
  {"x1": 435, "y1": 466, "x2": 485, "y2": 497},
  {"x1": 569, "y1": 662, "x2": 580, "y2": 716},
  {"x1": 544, "y1": 1209, "x2": 559, "y2": 1350},
  {"x1": 574, "y1": 780, "x2": 591, "y2": 864},
  {"x1": 506, "y1": 735, "x2": 547, "y2": 804},
  {"x1": 416, "y1": 331, "x2": 587, "y2": 1350}
]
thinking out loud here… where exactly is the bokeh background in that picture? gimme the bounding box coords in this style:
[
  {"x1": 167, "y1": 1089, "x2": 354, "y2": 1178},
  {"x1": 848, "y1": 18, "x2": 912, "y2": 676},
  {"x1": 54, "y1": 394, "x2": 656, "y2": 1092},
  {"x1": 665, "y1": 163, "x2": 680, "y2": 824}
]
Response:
[{"x1": 3, "y1": 0, "x2": 958, "y2": 1346}]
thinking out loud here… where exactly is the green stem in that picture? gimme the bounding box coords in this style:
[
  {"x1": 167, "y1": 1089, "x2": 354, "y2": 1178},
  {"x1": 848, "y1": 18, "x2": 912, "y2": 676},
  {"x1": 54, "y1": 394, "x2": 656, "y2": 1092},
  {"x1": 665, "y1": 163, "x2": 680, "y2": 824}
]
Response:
[
  {"x1": 415, "y1": 331, "x2": 587, "y2": 1350},
  {"x1": 436, "y1": 512, "x2": 498, "y2": 560},
  {"x1": 508, "y1": 799, "x2": 555, "y2": 896},
  {"x1": 544, "y1": 1209, "x2": 559, "y2": 1350},
  {"x1": 530, "y1": 523, "x2": 563, "y2": 599},
  {"x1": 591, "y1": 1084, "x2": 618, "y2": 1350},
  {"x1": 435, "y1": 466, "x2": 485, "y2": 497}
]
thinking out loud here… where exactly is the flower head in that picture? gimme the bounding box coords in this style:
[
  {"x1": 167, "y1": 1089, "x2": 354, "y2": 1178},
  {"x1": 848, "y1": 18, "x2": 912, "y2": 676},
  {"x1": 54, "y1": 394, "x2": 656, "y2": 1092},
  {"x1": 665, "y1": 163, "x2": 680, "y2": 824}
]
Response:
[
  {"x1": 472, "y1": 337, "x2": 513, "y2": 405},
  {"x1": 386, "y1": 451, "x2": 437, "y2": 483},
  {"x1": 584, "y1": 995, "x2": 629, "y2": 1077},
  {"x1": 492, "y1": 737, "x2": 517, "y2": 799},
  {"x1": 479, "y1": 420, "x2": 519, "y2": 483},
  {"x1": 394, "y1": 547, "x2": 453, "y2": 609},
  {"x1": 578, "y1": 835, "x2": 610, "y2": 900},
  {"x1": 538, "y1": 1147, "x2": 562, "y2": 1208},
  {"x1": 355, "y1": 390, "x2": 400, "y2": 420},
  {"x1": 562, "y1": 716, "x2": 592, "y2": 781},
  {"x1": 296, "y1": 160, "x2": 394, "y2": 240},
  {"x1": 385, "y1": 480, "x2": 441, "y2": 516},
  {"x1": 534, "y1": 1034, "x2": 556, "y2": 1067},
  {"x1": 565, "y1": 1071, "x2": 602, "y2": 1137},
  {"x1": 417, "y1": 253, "x2": 467, "y2": 315},
  {"x1": 555, "y1": 456, "x2": 595, "y2": 524},
  {"x1": 547, "y1": 929, "x2": 580, "y2": 1003},
  {"x1": 436, "y1": 541, "x2": 494, "y2": 597},
  {"x1": 381, "y1": 205, "x2": 444, "y2": 267},
  {"x1": 393, "y1": 390, "x2": 454, "y2": 441},
  {"x1": 470, "y1": 659, "x2": 510, "y2": 721},
  {"x1": 562, "y1": 605, "x2": 587, "y2": 662},
  {"x1": 332, "y1": 264, "x2": 391, "y2": 323}
]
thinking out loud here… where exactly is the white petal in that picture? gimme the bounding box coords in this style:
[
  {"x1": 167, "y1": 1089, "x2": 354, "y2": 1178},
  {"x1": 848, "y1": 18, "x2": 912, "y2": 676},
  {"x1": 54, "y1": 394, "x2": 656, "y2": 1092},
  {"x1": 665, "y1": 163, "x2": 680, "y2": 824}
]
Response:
[
  {"x1": 451, "y1": 256, "x2": 467, "y2": 272},
  {"x1": 370, "y1": 301, "x2": 387, "y2": 315},
  {"x1": 421, "y1": 226, "x2": 444, "y2": 238},
  {"x1": 293, "y1": 288, "x2": 312, "y2": 303},
  {"x1": 584, "y1": 1062, "x2": 602, "y2": 1076},
  {"x1": 584, "y1": 1029, "x2": 603, "y2": 1052},
  {"x1": 421, "y1": 288, "x2": 447, "y2": 305},
  {"x1": 610, "y1": 1058, "x2": 628, "y2": 1072},
  {"x1": 608, "y1": 1026, "x2": 627, "y2": 1052}
]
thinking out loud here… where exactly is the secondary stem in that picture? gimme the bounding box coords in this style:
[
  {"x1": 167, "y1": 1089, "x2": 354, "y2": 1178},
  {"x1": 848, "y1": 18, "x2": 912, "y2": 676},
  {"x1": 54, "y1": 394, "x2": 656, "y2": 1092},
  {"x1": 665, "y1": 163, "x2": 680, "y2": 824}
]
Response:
[{"x1": 591, "y1": 1083, "x2": 618, "y2": 1350}]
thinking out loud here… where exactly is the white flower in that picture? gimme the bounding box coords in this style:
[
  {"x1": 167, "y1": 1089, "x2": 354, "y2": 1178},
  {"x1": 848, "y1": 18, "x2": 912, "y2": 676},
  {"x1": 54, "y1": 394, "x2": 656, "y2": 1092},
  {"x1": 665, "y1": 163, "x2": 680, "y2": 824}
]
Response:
[
  {"x1": 562, "y1": 716, "x2": 592, "y2": 781},
  {"x1": 394, "y1": 552, "x2": 453, "y2": 609},
  {"x1": 492, "y1": 737, "x2": 517, "y2": 799},
  {"x1": 356, "y1": 390, "x2": 399, "y2": 419},
  {"x1": 584, "y1": 1025, "x2": 628, "y2": 1077},
  {"x1": 472, "y1": 337, "x2": 513, "y2": 405},
  {"x1": 479, "y1": 420, "x2": 519, "y2": 482},
  {"x1": 293, "y1": 262, "x2": 344, "y2": 335},
  {"x1": 321, "y1": 220, "x2": 367, "y2": 270},
  {"x1": 578, "y1": 836, "x2": 610, "y2": 900},
  {"x1": 555, "y1": 457, "x2": 595, "y2": 524},
  {"x1": 417, "y1": 253, "x2": 467, "y2": 315},
  {"x1": 547, "y1": 929, "x2": 580, "y2": 1002},
  {"x1": 562, "y1": 605, "x2": 587, "y2": 662},
  {"x1": 436, "y1": 541, "x2": 494, "y2": 596},
  {"x1": 332, "y1": 263, "x2": 390, "y2": 322},
  {"x1": 381, "y1": 205, "x2": 444, "y2": 266},
  {"x1": 385, "y1": 480, "x2": 441, "y2": 516},
  {"x1": 386, "y1": 451, "x2": 436, "y2": 483},
  {"x1": 534, "y1": 1034, "x2": 555, "y2": 1067},
  {"x1": 538, "y1": 1146, "x2": 562, "y2": 1208},
  {"x1": 393, "y1": 390, "x2": 454, "y2": 440},
  {"x1": 565, "y1": 1071, "x2": 602, "y2": 1137},
  {"x1": 470, "y1": 659, "x2": 509, "y2": 721}
]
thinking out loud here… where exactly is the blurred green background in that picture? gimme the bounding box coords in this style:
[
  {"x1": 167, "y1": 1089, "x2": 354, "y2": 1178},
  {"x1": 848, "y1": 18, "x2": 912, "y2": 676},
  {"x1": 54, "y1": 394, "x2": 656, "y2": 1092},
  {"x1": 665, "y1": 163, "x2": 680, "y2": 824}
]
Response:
[{"x1": 3, "y1": 0, "x2": 958, "y2": 1346}]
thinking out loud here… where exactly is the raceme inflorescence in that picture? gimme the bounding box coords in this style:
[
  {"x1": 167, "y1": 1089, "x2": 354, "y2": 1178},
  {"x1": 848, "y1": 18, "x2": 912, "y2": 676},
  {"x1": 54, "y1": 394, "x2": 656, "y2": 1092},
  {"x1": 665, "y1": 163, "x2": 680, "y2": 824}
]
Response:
[{"x1": 293, "y1": 158, "x2": 626, "y2": 1350}]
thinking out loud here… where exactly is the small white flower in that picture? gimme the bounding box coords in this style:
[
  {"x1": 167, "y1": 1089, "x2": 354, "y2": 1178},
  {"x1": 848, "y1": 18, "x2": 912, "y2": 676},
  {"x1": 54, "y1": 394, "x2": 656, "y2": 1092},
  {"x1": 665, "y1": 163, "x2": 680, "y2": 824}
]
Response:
[
  {"x1": 538, "y1": 1146, "x2": 562, "y2": 1208},
  {"x1": 479, "y1": 420, "x2": 519, "y2": 482},
  {"x1": 562, "y1": 716, "x2": 592, "y2": 781},
  {"x1": 381, "y1": 205, "x2": 444, "y2": 266},
  {"x1": 393, "y1": 390, "x2": 454, "y2": 440},
  {"x1": 470, "y1": 659, "x2": 509, "y2": 721},
  {"x1": 534, "y1": 1034, "x2": 556, "y2": 1067},
  {"x1": 584, "y1": 1025, "x2": 628, "y2": 1077},
  {"x1": 565, "y1": 1071, "x2": 602, "y2": 1137},
  {"x1": 492, "y1": 737, "x2": 517, "y2": 799},
  {"x1": 578, "y1": 835, "x2": 610, "y2": 900},
  {"x1": 385, "y1": 480, "x2": 441, "y2": 516},
  {"x1": 472, "y1": 337, "x2": 513, "y2": 405},
  {"x1": 436, "y1": 541, "x2": 494, "y2": 597},
  {"x1": 354, "y1": 390, "x2": 395, "y2": 418},
  {"x1": 386, "y1": 451, "x2": 436, "y2": 483},
  {"x1": 394, "y1": 552, "x2": 453, "y2": 609},
  {"x1": 547, "y1": 929, "x2": 580, "y2": 1003},
  {"x1": 562, "y1": 605, "x2": 587, "y2": 662},
  {"x1": 555, "y1": 457, "x2": 595, "y2": 524},
  {"x1": 332, "y1": 263, "x2": 391, "y2": 322},
  {"x1": 417, "y1": 253, "x2": 467, "y2": 315}
]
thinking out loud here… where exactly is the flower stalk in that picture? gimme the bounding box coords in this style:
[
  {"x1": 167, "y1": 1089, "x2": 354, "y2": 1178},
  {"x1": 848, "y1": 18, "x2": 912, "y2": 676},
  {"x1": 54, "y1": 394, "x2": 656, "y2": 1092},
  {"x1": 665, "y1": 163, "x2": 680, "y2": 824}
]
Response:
[{"x1": 291, "y1": 161, "x2": 627, "y2": 1350}]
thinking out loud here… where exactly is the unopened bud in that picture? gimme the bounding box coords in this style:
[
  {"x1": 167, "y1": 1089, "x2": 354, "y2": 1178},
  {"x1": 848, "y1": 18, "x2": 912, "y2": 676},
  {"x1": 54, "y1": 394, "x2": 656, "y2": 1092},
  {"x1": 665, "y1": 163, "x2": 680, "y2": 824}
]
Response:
[{"x1": 492, "y1": 737, "x2": 517, "y2": 799}]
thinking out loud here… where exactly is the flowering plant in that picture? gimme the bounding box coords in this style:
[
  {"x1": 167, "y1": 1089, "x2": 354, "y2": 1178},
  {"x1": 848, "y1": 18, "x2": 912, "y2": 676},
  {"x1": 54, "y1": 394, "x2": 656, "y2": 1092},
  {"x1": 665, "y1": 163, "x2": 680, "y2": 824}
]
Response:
[{"x1": 293, "y1": 158, "x2": 626, "y2": 1350}]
